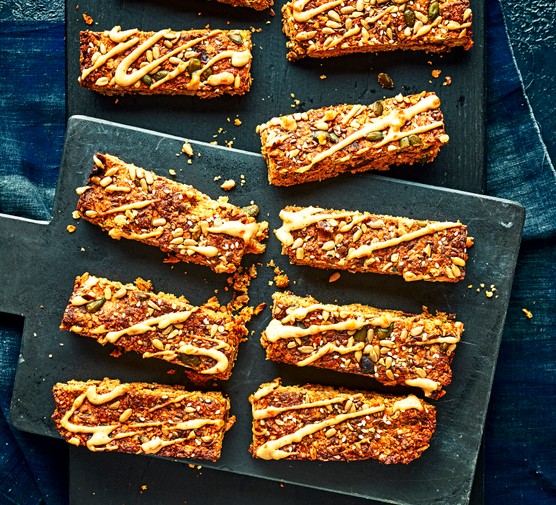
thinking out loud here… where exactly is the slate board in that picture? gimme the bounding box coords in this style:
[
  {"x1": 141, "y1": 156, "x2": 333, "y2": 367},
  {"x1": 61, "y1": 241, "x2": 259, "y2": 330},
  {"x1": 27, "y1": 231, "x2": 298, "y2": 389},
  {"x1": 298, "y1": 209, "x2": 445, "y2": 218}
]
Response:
[
  {"x1": 4, "y1": 117, "x2": 522, "y2": 505},
  {"x1": 65, "y1": 0, "x2": 485, "y2": 193}
]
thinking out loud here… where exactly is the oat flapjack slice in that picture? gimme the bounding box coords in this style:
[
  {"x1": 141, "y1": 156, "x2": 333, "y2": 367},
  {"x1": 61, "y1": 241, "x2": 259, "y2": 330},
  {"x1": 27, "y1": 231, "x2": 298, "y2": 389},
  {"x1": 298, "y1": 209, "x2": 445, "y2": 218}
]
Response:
[
  {"x1": 79, "y1": 26, "x2": 253, "y2": 97},
  {"x1": 282, "y1": 0, "x2": 473, "y2": 61},
  {"x1": 215, "y1": 0, "x2": 273, "y2": 10},
  {"x1": 257, "y1": 92, "x2": 448, "y2": 186},
  {"x1": 52, "y1": 378, "x2": 234, "y2": 461},
  {"x1": 275, "y1": 205, "x2": 472, "y2": 282},
  {"x1": 76, "y1": 153, "x2": 268, "y2": 273},
  {"x1": 60, "y1": 273, "x2": 251, "y2": 383},
  {"x1": 249, "y1": 378, "x2": 436, "y2": 463},
  {"x1": 262, "y1": 292, "x2": 463, "y2": 399}
]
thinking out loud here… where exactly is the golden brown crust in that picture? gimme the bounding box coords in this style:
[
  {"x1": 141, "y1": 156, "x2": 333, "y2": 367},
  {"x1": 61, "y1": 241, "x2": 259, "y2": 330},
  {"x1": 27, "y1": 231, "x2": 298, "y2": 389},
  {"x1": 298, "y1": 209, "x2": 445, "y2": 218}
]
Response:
[
  {"x1": 52, "y1": 378, "x2": 234, "y2": 461},
  {"x1": 215, "y1": 0, "x2": 273, "y2": 10},
  {"x1": 249, "y1": 378, "x2": 436, "y2": 463},
  {"x1": 262, "y1": 292, "x2": 464, "y2": 399},
  {"x1": 275, "y1": 206, "x2": 472, "y2": 282},
  {"x1": 76, "y1": 154, "x2": 268, "y2": 274},
  {"x1": 282, "y1": 0, "x2": 473, "y2": 61},
  {"x1": 257, "y1": 92, "x2": 448, "y2": 186},
  {"x1": 60, "y1": 273, "x2": 250, "y2": 382},
  {"x1": 79, "y1": 27, "x2": 253, "y2": 97}
]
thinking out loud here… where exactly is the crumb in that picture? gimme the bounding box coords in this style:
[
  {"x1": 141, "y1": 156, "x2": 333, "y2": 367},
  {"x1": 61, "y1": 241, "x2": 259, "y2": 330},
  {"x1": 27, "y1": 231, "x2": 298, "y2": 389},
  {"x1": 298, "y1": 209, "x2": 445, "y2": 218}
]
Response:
[
  {"x1": 169, "y1": 169, "x2": 176, "y2": 176},
  {"x1": 329, "y1": 272, "x2": 341, "y2": 283},
  {"x1": 80, "y1": 247, "x2": 86, "y2": 252},
  {"x1": 72, "y1": 211, "x2": 80, "y2": 219},
  {"x1": 189, "y1": 464, "x2": 195, "y2": 469},
  {"x1": 267, "y1": 260, "x2": 276, "y2": 267},
  {"x1": 110, "y1": 348, "x2": 123, "y2": 358},
  {"x1": 187, "y1": 159, "x2": 192, "y2": 165},
  {"x1": 522, "y1": 308, "x2": 533, "y2": 319},
  {"x1": 166, "y1": 369, "x2": 177, "y2": 375},
  {"x1": 443, "y1": 75, "x2": 452, "y2": 86},
  {"x1": 66, "y1": 225, "x2": 76, "y2": 233},
  {"x1": 467, "y1": 284, "x2": 473, "y2": 289},
  {"x1": 273, "y1": 265, "x2": 290, "y2": 289},
  {"x1": 480, "y1": 283, "x2": 485, "y2": 288},
  {"x1": 432, "y1": 69, "x2": 441, "y2": 78},
  {"x1": 214, "y1": 175, "x2": 222, "y2": 181},
  {"x1": 254, "y1": 302, "x2": 266, "y2": 316},
  {"x1": 220, "y1": 179, "x2": 236, "y2": 191},
  {"x1": 320, "y1": 74, "x2": 327, "y2": 79},
  {"x1": 377, "y1": 72, "x2": 394, "y2": 89},
  {"x1": 182, "y1": 142, "x2": 194, "y2": 157},
  {"x1": 140, "y1": 485, "x2": 147, "y2": 492},
  {"x1": 134, "y1": 277, "x2": 153, "y2": 292},
  {"x1": 82, "y1": 13, "x2": 93, "y2": 25},
  {"x1": 234, "y1": 118, "x2": 242, "y2": 126},
  {"x1": 485, "y1": 291, "x2": 493, "y2": 298},
  {"x1": 48, "y1": 354, "x2": 53, "y2": 358}
]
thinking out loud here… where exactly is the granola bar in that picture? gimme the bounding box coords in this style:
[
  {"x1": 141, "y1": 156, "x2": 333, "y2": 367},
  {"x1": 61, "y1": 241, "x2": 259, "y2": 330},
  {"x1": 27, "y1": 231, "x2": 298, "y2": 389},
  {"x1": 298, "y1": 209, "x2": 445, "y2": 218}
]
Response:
[
  {"x1": 257, "y1": 92, "x2": 448, "y2": 186},
  {"x1": 79, "y1": 26, "x2": 253, "y2": 97},
  {"x1": 262, "y1": 292, "x2": 464, "y2": 399},
  {"x1": 215, "y1": 0, "x2": 273, "y2": 10},
  {"x1": 282, "y1": 0, "x2": 473, "y2": 61},
  {"x1": 275, "y1": 205, "x2": 472, "y2": 282},
  {"x1": 52, "y1": 378, "x2": 234, "y2": 461},
  {"x1": 76, "y1": 154, "x2": 268, "y2": 274},
  {"x1": 249, "y1": 378, "x2": 436, "y2": 463},
  {"x1": 60, "y1": 273, "x2": 250, "y2": 382}
]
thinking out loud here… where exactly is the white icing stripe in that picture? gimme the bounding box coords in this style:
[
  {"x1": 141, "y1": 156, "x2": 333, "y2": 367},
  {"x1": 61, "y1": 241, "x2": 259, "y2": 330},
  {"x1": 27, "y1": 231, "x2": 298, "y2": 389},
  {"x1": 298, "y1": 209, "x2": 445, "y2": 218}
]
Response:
[{"x1": 255, "y1": 404, "x2": 385, "y2": 460}]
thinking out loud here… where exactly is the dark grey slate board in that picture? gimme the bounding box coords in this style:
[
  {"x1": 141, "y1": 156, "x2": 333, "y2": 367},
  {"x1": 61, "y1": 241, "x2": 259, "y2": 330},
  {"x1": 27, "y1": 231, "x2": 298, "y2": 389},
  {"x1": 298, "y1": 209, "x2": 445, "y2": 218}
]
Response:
[
  {"x1": 4, "y1": 116, "x2": 521, "y2": 505},
  {"x1": 65, "y1": 0, "x2": 485, "y2": 193}
]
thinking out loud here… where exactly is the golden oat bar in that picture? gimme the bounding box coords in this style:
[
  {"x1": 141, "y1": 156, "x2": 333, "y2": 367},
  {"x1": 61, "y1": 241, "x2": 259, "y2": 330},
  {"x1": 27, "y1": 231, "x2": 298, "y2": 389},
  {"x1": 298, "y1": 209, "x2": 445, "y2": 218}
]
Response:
[
  {"x1": 76, "y1": 154, "x2": 268, "y2": 274},
  {"x1": 52, "y1": 378, "x2": 234, "y2": 461},
  {"x1": 262, "y1": 292, "x2": 464, "y2": 399},
  {"x1": 60, "y1": 273, "x2": 250, "y2": 383},
  {"x1": 282, "y1": 0, "x2": 473, "y2": 61},
  {"x1": 215, "y1": 0, "x2": 273, "y2": 9},
  {"x1": 275, "y1": 206, "x2": 472, "y2": 282},
  {"x1": 79, "y1": 26, "x2": 253, "y2": 97},
  {"x1": 249, "y1": 379, "x2": 436, "y2": 463},
  {"x1": 257, "y1": 92, "x2": 448, "y2": 186}
]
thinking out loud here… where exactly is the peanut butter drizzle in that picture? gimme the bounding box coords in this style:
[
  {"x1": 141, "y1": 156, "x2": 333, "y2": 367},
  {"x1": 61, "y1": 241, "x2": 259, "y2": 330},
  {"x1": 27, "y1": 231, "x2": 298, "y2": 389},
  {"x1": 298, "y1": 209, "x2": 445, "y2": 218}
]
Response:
[
  {"x1": 392, "y1": 395, "x2": 424, "y2": 413},
  {"x1": 292, "y1": 0, "x2": 343, "y2": 22},
  {"x1": 297, "y1": 341, "x2": 365, "y2": 367},
  {"x1": 295, "y1": 94, "x2": 442, "y2": 173},
  {"x1": 253, "y1": 397, "x2": 346, "y2": 420},
  {"x1": 207, "y1": 220, "x2": 261, "y2": 244},
  {"x1": 95, "y1": 199, "x2": 156, "y2": 216},
  {"x1": 404, "y1": 378, "x2": 439, "y2": 397}
]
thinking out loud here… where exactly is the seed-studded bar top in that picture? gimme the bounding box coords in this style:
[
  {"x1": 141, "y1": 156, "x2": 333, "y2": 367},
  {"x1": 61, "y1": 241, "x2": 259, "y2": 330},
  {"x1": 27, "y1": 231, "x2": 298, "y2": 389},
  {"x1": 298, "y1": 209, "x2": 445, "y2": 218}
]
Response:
[
  {"x1": 275, "y1": 206, "x2": 472, "y2": 282},
  {"x1": 79, "y1": 26, "x2": 253, "y2": 97},
  {"x1": 60, "y1": 273, "x2": 250, "y2": 382},
  {"x1": 52, "y1": 378, "x2": 234, "y2": 461},
  {"x1": 262, "y1": 292, "x2": 464, "y2": 399},
  {"x1": 257, "y1": 92, "x2": 448, "y2": 186},
  {"x1": 249, "y1": 378, "x2": 436, "y2": 463},
  {"x1": 282, "y1": 0, "x2": 473, "y2": 61},
  {"x1": 215, "y1": 0, "x2": 274, "y2": 10},
  {"x1": 76, "y1": 154, "x2": 268, "y2": 274}
]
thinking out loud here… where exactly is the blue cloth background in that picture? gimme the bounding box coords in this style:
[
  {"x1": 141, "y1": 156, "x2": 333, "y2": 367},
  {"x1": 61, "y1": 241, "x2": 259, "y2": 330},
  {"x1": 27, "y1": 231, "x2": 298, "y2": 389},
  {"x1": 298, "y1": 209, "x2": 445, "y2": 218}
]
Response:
[{"x1": 0, "y1": 0, "x2": 554, "y2": 503}]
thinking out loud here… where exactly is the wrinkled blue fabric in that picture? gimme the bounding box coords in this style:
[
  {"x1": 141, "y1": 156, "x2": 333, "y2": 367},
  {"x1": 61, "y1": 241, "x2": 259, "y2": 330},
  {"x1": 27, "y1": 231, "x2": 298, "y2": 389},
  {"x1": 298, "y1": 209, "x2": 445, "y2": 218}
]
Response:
[{"x1": 0, "y1": 0, "x2": 554, "y2": 504}]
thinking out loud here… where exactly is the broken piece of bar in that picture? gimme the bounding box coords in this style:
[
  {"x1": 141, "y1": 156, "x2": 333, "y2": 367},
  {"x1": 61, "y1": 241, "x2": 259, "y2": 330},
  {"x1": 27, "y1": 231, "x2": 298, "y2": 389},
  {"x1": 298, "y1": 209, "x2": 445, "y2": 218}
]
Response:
[
  {"x1": 249, "y1": 378, "x2": 436, "y2": 463},
  {"x1": 275, "y1": 205, "x2": 472, "y2": 282},
  {"x1": 76, "y1": 153, "x2": 268, "y2": 273},
  {"x1": 262, "y1": 292, "x2": 464, "y2": 399},
  {"x1": 60, "y1": 273, "x2": 250, "y2": 382},
  {"x1": 257, "y1": 92, "x2": 448, "y2": 186},
  {"x1": 52, "y1": 378, "x2": 234, "y2": 461},
  {"x1": 79, "y1": 26, "x2": 253, "y2": 97},
  {"x1": 282, "y1": 0, "x2": 473, "y2": 61},
  {"x1": 215, "y1": 0, "x2": 273, "y2": 10}
]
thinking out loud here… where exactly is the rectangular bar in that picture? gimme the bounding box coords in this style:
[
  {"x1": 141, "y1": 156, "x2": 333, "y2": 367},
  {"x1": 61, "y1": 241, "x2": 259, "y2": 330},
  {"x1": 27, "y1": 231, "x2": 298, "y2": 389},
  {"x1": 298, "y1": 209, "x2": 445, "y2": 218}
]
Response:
[
  {"x1": 249, "y1": 378, "x2": 436, "y2": 463},
  {"x1": 275, "y1": 205, "x2": 472, "y2": 282},
  {"x1": 76, "y1": 153, "x2": 268, "y2": 273},
  {"x1": 282, "y1": 0, "x2": 473, "y2": 61},
  {"x1": 257, "y1": 92, "x2": 448, "y2": 186},
  {"x1": 215, "y1": 0, "x2": 273, "y2": 10},
  {"x1": 60, "y1": 273, "x2": 250, "y2": 382},
  {"x1": 262, "y1": 292, "x2": 464, "y2": 399},
  {"x1": 52, "y1": 378, "x2": 234, "y2": 461},
  {"x1": 79, "y1": 26, "x2": 253, "y2": 97}
]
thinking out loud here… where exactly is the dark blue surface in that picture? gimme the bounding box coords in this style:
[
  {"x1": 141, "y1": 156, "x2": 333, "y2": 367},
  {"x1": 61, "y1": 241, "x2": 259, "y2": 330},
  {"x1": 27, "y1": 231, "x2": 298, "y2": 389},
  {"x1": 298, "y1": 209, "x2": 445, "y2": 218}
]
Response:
[{"x1": 0, "y1": 1, "x2": 555, "y2": 503}]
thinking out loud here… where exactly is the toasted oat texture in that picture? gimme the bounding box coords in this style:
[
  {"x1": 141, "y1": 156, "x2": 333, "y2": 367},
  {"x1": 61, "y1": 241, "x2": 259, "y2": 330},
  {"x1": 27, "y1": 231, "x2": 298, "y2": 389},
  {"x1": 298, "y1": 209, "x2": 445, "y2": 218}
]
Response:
[
  {"x1": 60, "y1": 273, "x2": 250, "y2": 382},
  {"x1": 249, "y1": 378, "x2": 436, "y2": 463},
  {"x1": 262, "y1": 292, "x2": 464, "y2": 399},
  {"x1": 275, "y1": 206, "x2": 472, "y2": 282},
  {"x1": 79, "y1": 26, "x2": 253, "y2": 97},
  {"x1": 52, "y1": 378, "x2": 234, "y2": 461},
  {"x1": 76, "y1": 154, "x2": 268, "y2": 273},
  {"x1": 257, "y1": 92, "x2": 447, "y2": 186},
  {"x1": 215, "y1": 0, "x2": 273, "y2": 10},
  {"x1": 282, "y1": 0, "x2": 473, "y2": 61}
]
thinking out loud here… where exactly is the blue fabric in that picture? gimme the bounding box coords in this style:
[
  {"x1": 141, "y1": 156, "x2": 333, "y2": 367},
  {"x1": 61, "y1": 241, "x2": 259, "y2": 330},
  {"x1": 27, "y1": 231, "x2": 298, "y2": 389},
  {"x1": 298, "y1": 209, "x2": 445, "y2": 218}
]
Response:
[{"x1": 0, "y1": 1, "x2": 555, "y2": 504}]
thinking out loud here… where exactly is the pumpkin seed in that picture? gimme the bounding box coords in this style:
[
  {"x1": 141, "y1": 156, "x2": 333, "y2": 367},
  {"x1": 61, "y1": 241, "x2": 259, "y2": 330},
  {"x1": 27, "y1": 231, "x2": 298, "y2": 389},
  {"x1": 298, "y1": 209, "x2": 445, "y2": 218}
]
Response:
[
  {"x1": 365, "y1": 131, "x2": 384, "y2": 142},
  {"x1": 329, "y1": 132, "x2": 340, "y2": 143},
  {"x1": 188, "y1": 58, "x2": 202, "y2": 74},
  {"x1": 312, "y1": 131, "x2": 329, "y2": 145},
  {"x1": 152, "y1": 70, "x2": 169, "y2": 81},
  {"x1": 242, "y1": 204, "x2": 259, "y2": 217},
  {"x1": 201, "y1": 67, "x2": 213, "y2": 80},
  {"x1": 86, "y1": 298, "x2": 106, "y2": 313},
  {"x1": 178, "y1": 354, "x2": 201, "y2": 368},
  {"x1": 371, "y1": 100, "x2": 384, "y2": 117},
  {"x1": 353, "y1": 327, "x2": 367, "y2": 342},
  {"x1": 141, "y1": 74, "x2": 153, "y2": 86},
  {"x1": 408, "y1": 134, "x2": 422, "y2": 146},
  {"x1": 377, "y1": 72, "x2": 394, "y2": 89},
  {"x1": 428, "y1": 2, "x2": 440, "y2": 21},
  {"x1": 227, "y1": 32, "x2": 244, "y2": 45},
  {"x1": 404, "y1": 8, "x2": 416, "y2": 27},
  {"x1": 399, "y1": 137, "x2": 411, "y2": 148},
  {"x1": 376, "y1": 323, "x2": 394, "y2": 339}
]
